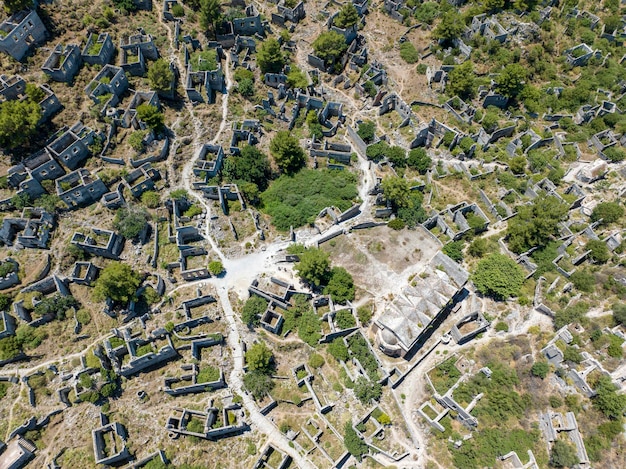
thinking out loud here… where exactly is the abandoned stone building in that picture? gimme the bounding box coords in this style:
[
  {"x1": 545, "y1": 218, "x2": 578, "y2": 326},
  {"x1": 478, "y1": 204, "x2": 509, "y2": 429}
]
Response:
[
  {"x1": 56, "y1": 169, "x2": 108, "y2": 209},
  {"x1": 186, "y1": 63, "x2": 226, "y2": 102},
  {"x1": 41, "y1": 43, "x2": 82, "y2": 82},
  {"x1": 193, "y1": 144, "x2": 225, "y2": 179},
  {"x1": 125, "y1": 163, "x2": 161, "y2": 198},
  {"x1": 539, "y1": 411, "x2": 590, "y2": 467},
  {"x1": 0, "y1": 310, "x2": 17, "y2": 339},
  {"x1": 85, "y1": 64, "x2": 129, "y2": 110},
  {"x1": 0, "y1": 9, "x2": 46, "y2": 61},
  {"x1": 165, "y1": 400, "x2": 249, "y2": 440},
  {"x1": 0, "y1": 208, "x2": 55, "y2": 249},
  {"x1": 46, "y1": 121, "x2": 97, "y2": 170},
  {"x1": 92, "y1": 416, "x2": 131, "y2": 466},
  {"x1": 0, "y1": 436, "x2": 37, "y2": 469},
  {"x1": 271, "y1": 1, "x2": 305, "y2": 27},
  {"x1": 82, "y1": 32, "x2": 115, "y2": 65},
  {"x1": 374, "y1": 252, "x2": 469, "y2": 358},
  {"x1": 71, "y1": 228, "x2": 124, "y2": 259},
  {"x1": 121, "y1": 90, "x2": 160, "y2": 129}
]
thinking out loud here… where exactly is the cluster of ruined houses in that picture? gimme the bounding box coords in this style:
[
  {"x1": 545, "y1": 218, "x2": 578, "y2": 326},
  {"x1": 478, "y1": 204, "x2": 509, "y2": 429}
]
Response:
[
  {"x1": 416, "y1": 352, "x2": 591, "y2": 468},
  {"x1": 1, "y1": 279, "x2": 251, "y2": 466}
]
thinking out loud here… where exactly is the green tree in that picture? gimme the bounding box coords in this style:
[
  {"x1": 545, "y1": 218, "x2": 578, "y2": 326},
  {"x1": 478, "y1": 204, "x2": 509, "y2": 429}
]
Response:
[
  {"x1": 472, "y1": 253, "x2": 525, "y2": 300},
  {"x1": 447, "y1": 61, "x2": 476, "y2": 99},
  {"x1": 344, "y1": 421, "x2": 369, "y2": 460},
  {"x1": 243, "y1": 370, "x2": 274, "y2": 399},
  {"x1": 586, "y1": 239, "x2": 610, "y2": 263},
  {"x1": 591, "y1": 201, "x2": 623, "y2": 226},
  {"x1": 11, "y1": 193, "x2": 32, "y2": 210},
  {"x1": 298, "y1": 310, "x2": 321, "y2": 345},
  {"x1": 136, "y1": 104, "x2": 165, "y2": 132},
  {"x1": 443, "y1": 241, "x2": 464, "y2": 262},
  {"x1": 257, "y1": 38, "x2": 285, "y2": 74},
  {"x1": 354, "y1": 376, "x2": 382, "y2": 403},
  {"x1": 295, "y1": 248, "x2": 330, "y2": 287},
  {"x1": 208, "y1": 260, "x2": 224, "y2": 276},
  {"x1": 147, "y1": 59, "x2": 174, "y2": 93},
  {"x1": 357, "y1": 120, "x2": 375, "y2": 143},
  {"x1": 286, "y1": 66, "x2": 308, "y2": 89},
  {"x1": 531, "y1": 360, "x2": 549, "y2": 379},
  {"x1": 550, "y1": 440, "x2": 579, "y2": 468},
  {"x1": 570, "y1": 269, "x2": 595, "y2": 293},
  {"x1": 407, "y1": 148, "x2": 432, "y2": 174},
  {"x1": 328, "y1": 338, "x2": 349, "y2": 361},
  {"x1": 324, "y1": 267, "x2": 355, "y2": 303},
  {"x1": 113, "y1": 0, "x2": 137, "y2": 12},
  {"x1": 308, "y1": 353, "x2": 325, "y2": 369},
  {"x1": 554, "y1": 303, "x2": 589, "y2": 329},
  {"x1": 3, "y1": 0, "x2": 33, "y2": 14},
  {"x1": 312, "y1": 31, "x2": 348, "y2": 71},
  {"x1": 381, "y1": 176, "x2": 411, "y2": 209},
  {"x1": 223, "y1": 145, "x2": 270, "y2": 190},
  {"x1": 593, "y1": 375, "x2": 626, "y2": 418},
  {"x1": 270, "y1": 131, "x2": 306, "y2": 175},
  {"x1": 483, "y1": 0, "x2": 505, "y2": 11},
  {"x1": 509, "y1": 156, "x2": 526, "y2": 174},
  {"x1": 507, "y1": 195, "x2": 568, "y2": 253},
  {"x1": 306, "y1": 110, "x2": 323, "y2": 139},
  {"x1": 0, "y1": 99, "x2": 42, "y2": 149},
  {"x1": 334, "y1": 3, "x2": 359, "y2": 29},
  {"x1": 0, "y1": 336, "x2": 20, "y2": 361},
  {"x1": 433, "y1": 10, "x2": 464, "y2": 43},
  {"x1": 93, "y1": 262, "x2": 142, "y2": 303},
  {"x1": 414, "y1": 2, "x2": 439, "y2": 24},
  {"x1": 237, "y1": 78, "x2": 254, "y2": 97},
  {"x1": 245, "y1": 341, "x2": 273, "y2": 373},
  {"x1": 199, "y1": 0, "x2": 222, "y2": 36},
  {"x1": 114, "y1": 206, "x2": 149, "y2": 239},
  {"x1": 141, "y1": 191, "x2": 160, "y2": 208},
  {"x1": 496, "y1": 64, "x2": 527, "y2": 99},
  {"x1": 399, "y1": 42, "x2": 420, "y2": 64},
  {"x1": 613, "y1": 303, "x2": 626, "y2": 326},
  {"x1": 242, "y1": 296, "x2": 267, "y2": 327}
]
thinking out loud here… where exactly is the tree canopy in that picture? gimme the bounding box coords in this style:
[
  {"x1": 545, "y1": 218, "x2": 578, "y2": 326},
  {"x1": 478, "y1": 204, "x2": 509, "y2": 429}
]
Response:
[
  {"x1": 0, "y1": 99, "x2": 42, "y2": 149},
  {"x1": 590, "y1": 201, "x2": 623, "y2": 226},
  {"x1": 407, "y1": 148, "x2": 432, "y2": 174},
  {"x1": 333, "y1": 4, "x2": 359, "y2": 29},
  {"x1": 242, "y1": 296, "x2": 267, "y2": 327},
  {"x1": 447, "y1": 61, "x2": 476, "y2": 99},
  {"x1": 324, "y1": 267, "x2": 355, "y2": 303},
  {"x1": 269, "y1": 131, "x2": 306, "y2": 175},
  {"x1": 261, "y1": 169, "x2": 357, "y2": 230},
  {"x1": 507, "y1": 195, "x2": 568, "y2": 253},
  {"x1": 147, "y1": 59, "x2": 174, "y2": 92},
  {"x1": 223, "y1": 145, "x2": 271, "y2": 191},
  {"x1": 312, "y1": 31, "x2": 348, "y2": 71},
  {"x1": 245, "y1": 341, "x2": 273, "y2": 373},
  {"x1": 381, "y1": 176, "x2": 412, "y2": 209},
  {"x1": 357, "y1": 120, "x2": 375, "y2": 143},
  {"x1": 93, "y1": 262, "x2": 142, "y2": 303},
  {"x1": 136, "y1": 104, "x2": 165, "y2": 132},
  {"x1": 496, "y1": 64, "x2": 527, "y2": 99},
  {"x1": 472, "y1": 253, "x2": 526, "y2": 300},
  {"x1": 549, "y1": 440, "x2": 579, "y2": 468},
  {"x1": 344, "y1": 421, "x2": 369, "y2": 460},
  {"x1": 114, "y1": 206, "x2": 149, "y2": 239},
  {"x1": 295, "y1": 248, "x2": 330, "y2": 287},
  {"x1": 199, "y1": 0, "x2": 222, "y2": 35},
  {"x1": 257, "y1": 38, "x2": 285, "y2": 74},
  {"x1": 433, "y1": 10, "x2": 464, "y2": 43}
]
